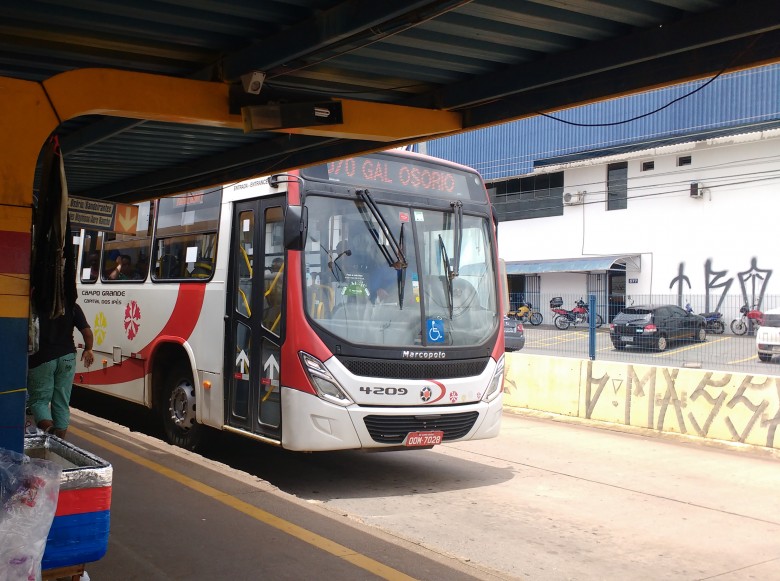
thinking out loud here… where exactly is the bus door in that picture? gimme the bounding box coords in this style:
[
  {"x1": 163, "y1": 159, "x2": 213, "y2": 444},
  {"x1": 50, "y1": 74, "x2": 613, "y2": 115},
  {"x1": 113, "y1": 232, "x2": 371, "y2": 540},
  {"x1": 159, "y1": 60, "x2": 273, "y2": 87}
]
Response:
[{"x1": 226, "y1": 196, "x2": 286, "y2": 441}]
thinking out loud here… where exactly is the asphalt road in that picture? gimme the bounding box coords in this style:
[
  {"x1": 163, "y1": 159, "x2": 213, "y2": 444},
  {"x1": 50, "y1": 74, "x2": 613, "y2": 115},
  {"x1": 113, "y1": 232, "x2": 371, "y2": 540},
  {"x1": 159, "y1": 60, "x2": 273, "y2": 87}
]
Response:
[
  {"x1": 518, "y1": 324, "x2": 780, "y2": 376},
  {"x1": 70, "y1": 390, "x2": 780, "y2": 580}
]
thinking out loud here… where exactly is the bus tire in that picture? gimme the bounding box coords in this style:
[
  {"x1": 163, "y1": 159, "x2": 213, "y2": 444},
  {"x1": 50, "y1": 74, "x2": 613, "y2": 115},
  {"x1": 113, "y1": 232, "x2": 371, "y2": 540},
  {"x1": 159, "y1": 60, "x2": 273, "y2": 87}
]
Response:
[{"x1": 162, "y1": 363, "x2": 203, "y2": 451}]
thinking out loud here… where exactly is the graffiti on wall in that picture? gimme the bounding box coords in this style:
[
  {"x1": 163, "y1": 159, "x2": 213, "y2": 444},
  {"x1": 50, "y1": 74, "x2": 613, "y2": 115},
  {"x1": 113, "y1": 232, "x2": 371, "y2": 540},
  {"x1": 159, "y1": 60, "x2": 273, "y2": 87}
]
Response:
[
  {"x1": 585, "y1": 361, "x2": 780, "y2": 448},
  {"x1": 669, "y1": 257, "x2": 773, "y2": 312}
]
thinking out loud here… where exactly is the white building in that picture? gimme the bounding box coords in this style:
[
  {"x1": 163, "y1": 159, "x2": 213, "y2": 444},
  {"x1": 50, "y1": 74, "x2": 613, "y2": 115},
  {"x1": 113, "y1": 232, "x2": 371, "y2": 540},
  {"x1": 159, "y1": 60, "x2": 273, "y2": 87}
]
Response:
[{"x1": 496, "y1": 126, "x2": 780, "y2": 322}]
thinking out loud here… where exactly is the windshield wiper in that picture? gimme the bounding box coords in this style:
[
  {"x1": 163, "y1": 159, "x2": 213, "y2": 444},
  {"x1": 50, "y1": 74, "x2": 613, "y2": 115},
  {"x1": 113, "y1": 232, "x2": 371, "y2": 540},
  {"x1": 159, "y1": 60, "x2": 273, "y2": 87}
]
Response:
[
  {"x1": 312, "y1": 236, "x2": 345, "y2": 282},
  {"x1": 397, "y1": 222, "x2": 407, "y2": 309},
  {"x1": 329, "y1": 247, "x2": 351, "y2": 282},
  {"x1": 356, "y1": 189, "x2": 407, "y2": 270},
  {"x1": 450, "y1": 200, "x2": 463, "y2": 278},
  {"x1": 439, "y1": 234, "x2": 453, "y2": 319}
]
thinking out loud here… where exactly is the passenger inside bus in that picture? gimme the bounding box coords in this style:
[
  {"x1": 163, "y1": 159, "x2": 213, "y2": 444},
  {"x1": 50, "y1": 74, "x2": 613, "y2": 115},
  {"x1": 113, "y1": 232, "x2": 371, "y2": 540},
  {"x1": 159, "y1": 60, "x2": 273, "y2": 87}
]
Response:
[
  {"x1": 263, "y1": 256, "x2": 284, "y2": 332},
  {"x1": 108, "y1": 254, "x2": 141, "y2": 280}
]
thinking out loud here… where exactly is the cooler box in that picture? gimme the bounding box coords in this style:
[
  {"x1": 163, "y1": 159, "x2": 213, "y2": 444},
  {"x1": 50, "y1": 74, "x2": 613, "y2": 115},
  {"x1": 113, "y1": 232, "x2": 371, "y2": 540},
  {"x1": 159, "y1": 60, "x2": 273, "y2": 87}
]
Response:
[{"x1": 24, "y1": 434, "x2": 112, "y2": 569}]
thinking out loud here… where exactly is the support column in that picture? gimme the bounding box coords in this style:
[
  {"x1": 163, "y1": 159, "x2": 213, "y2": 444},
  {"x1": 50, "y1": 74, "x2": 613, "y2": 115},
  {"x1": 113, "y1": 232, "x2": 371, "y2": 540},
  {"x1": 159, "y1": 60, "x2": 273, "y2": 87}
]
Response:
[{"x1": 0, "y1": 77, "x2": 59, "y2": 452}]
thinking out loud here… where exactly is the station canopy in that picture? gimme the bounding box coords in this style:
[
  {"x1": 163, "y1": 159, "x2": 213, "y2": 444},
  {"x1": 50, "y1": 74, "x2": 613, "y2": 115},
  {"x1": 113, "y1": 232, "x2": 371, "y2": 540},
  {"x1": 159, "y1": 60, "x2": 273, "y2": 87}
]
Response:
[
  {"x1": 506, "y1": 255, "x2": 640, "y2": 275},
  {"x1": 4, "y1": 0, "x2": 780, "y2": 203}
]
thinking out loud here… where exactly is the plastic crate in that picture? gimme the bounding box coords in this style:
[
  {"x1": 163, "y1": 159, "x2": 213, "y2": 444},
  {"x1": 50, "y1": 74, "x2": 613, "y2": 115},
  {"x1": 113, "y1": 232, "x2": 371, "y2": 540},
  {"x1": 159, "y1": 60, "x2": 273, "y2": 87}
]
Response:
[{"x1": 24, "y1": 434, "x2": 112, "y2": 570}]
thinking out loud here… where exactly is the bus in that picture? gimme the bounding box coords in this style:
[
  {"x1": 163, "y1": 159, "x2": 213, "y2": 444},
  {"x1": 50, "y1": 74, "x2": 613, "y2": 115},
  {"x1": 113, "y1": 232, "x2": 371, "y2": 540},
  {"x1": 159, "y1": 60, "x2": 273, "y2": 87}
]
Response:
[{"x1": 73, "y1": 149, "x2": 505, "y2": 451}]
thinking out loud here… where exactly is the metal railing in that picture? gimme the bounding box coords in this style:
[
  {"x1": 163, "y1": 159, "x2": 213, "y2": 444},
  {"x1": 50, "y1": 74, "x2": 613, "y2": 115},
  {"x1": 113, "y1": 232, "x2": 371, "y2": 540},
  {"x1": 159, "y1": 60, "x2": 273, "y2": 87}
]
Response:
[{"x1": 508, "y1": 292, "x2": 780, "y2": 375}]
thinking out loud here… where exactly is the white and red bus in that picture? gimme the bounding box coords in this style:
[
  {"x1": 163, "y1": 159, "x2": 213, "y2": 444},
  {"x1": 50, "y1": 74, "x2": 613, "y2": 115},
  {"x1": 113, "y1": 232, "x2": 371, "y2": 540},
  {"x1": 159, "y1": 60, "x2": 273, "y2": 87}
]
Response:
[{"x1": 74, "y1": 149, "x2": 505, "y2": 451}]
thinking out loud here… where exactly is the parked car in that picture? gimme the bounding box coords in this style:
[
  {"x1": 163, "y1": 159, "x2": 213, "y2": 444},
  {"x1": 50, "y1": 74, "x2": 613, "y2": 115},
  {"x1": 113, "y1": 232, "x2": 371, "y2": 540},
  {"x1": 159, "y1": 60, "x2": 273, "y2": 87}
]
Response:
[
  {"x1": 504, "y1": 316, "x2": 525, "y2": 351},
  {"x1": 610, "y1": 305, "x2": 706, "y2": 352},
  {"x1": 756, "y1": 308, "x2": 780, "y2": 362}
]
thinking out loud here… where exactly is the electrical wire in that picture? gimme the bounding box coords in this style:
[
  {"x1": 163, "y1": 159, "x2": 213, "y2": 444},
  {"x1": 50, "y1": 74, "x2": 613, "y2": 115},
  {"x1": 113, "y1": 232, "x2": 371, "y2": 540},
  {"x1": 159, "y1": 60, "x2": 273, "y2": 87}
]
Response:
[{"x1": 536, "y1": 34, "x2": 764, "y2": 128}]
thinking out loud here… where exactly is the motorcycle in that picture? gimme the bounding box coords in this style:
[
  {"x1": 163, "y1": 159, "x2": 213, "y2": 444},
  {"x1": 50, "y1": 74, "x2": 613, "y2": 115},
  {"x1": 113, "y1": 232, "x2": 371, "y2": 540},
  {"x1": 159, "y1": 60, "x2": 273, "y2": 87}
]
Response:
[
  {"x1": 508, "y1": 300, "x2": 543, "y2": 326},
  {"x1": 730, "y1": 302, "x2": 764, "y2": 335},
  {"x1": 685, "y1": 303, "x2": 725, "y2": 334},
  {"x1": 550, "y1": 297, "x2": 604, "y2": 330}
]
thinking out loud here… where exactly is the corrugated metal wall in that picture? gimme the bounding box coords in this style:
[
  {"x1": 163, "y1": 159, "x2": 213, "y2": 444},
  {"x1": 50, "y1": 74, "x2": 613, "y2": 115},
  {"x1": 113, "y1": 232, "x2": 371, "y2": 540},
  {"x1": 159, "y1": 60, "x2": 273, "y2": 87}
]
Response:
[{"x1": 426, "y1": 64, "x2": 780, "y2": 181}]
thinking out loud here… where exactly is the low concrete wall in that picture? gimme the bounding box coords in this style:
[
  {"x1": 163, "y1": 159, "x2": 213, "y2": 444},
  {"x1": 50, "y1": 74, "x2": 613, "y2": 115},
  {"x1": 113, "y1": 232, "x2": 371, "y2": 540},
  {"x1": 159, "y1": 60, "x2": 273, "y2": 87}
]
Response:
[{"x1": 504, "y1": 353, "x2": 780, "y2": 450}]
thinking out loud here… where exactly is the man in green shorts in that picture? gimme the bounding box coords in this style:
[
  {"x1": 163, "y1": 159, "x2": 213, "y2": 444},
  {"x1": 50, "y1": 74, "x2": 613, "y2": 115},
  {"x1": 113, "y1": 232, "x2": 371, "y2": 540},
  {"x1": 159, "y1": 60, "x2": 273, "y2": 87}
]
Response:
[{"x1": 27, "y1": 302, "x2": 94, "y2": 439}]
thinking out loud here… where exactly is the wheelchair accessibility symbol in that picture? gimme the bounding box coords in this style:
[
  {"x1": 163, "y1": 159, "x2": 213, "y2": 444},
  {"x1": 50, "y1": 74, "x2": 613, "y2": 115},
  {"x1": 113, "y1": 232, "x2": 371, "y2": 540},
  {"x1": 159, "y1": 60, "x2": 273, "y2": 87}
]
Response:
[{"x1": 427, "y1": 319, "x2": 445, "y2": 343}]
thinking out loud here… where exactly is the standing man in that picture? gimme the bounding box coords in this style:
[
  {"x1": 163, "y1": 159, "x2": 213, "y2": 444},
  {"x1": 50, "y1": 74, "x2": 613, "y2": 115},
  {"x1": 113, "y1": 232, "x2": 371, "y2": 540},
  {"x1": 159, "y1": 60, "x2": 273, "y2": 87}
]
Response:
[{"x1": 27, "y1": 300, "x2": 94, "y2": 439}]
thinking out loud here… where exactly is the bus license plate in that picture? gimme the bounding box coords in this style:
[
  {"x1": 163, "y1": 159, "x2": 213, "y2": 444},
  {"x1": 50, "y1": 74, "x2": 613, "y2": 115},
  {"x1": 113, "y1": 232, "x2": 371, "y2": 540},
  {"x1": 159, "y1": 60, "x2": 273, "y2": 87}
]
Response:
[{"x1": 405, "y1": 431, "x2": 444, "y2": 447}]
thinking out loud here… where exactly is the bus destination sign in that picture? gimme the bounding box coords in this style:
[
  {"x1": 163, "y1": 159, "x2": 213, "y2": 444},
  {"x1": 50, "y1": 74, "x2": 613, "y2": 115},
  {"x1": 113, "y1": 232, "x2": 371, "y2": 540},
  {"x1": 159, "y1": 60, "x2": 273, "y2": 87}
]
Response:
[{"x1": 311, "y1": 154, "x2": 482, "y2": 200}]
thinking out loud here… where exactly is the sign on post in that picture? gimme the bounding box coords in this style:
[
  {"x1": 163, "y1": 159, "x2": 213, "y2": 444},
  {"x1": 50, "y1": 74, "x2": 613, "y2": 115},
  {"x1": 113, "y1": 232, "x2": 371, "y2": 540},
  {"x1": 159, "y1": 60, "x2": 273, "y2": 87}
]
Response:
[{"x1": 68, "y1": 197, "x2": 139, "y2": 234}]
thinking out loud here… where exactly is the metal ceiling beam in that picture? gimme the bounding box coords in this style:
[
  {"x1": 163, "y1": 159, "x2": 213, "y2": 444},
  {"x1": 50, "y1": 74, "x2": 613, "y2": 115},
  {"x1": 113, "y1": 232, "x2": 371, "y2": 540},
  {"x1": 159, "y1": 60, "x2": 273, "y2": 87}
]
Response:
[
  {"x1": 42, "y1": 68, "x2": 460, "y2": 200},
  {"x1": 416, "y1": 0, "x2": 780, "y2": 112},
  {"x1": 43, "y1": 69, "x2": 242, "y2": 128},
  {"x1": 271, "y1": 99, "x2": 461, "y2": 141},
  {"x1": 219, "y1": 0, "x2": 473, "y2": 82}
]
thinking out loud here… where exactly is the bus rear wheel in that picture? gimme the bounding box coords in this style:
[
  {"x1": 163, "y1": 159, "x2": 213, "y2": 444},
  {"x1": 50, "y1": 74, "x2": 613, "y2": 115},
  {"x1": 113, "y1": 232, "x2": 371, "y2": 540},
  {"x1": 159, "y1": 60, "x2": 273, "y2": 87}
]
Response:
[{"x1": 162, "y1": 364, "x2": 203, "y2": 451}]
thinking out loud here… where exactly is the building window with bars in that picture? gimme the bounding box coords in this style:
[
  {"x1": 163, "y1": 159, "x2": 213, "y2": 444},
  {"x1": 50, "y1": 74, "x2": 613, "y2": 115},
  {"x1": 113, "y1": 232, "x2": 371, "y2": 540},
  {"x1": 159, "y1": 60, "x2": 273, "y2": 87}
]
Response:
[{"x1": 607, "y1": 162, "x2": 628, "y2": 211}]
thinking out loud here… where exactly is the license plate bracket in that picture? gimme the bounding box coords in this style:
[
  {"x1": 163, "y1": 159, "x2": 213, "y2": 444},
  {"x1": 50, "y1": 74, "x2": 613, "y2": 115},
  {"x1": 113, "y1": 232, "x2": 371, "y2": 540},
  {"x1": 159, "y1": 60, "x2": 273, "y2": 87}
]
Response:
[{"x1": 404, "y1": 430, "x2": 444, "y2": 447}]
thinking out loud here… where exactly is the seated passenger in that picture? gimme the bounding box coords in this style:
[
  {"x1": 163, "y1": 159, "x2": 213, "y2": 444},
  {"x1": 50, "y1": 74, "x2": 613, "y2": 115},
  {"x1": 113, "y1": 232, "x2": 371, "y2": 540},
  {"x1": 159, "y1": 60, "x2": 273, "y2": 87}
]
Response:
[{"x1": 109, "y1": 254, "x2": 140, "y2": 280}]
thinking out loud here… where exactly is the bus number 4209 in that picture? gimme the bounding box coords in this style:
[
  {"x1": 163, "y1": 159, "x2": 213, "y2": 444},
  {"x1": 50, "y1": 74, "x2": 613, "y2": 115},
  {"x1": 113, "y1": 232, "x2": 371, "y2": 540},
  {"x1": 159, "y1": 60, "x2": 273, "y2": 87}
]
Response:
[{"x1": 360, "y1": 386, "x2": 408, "y2": 396}]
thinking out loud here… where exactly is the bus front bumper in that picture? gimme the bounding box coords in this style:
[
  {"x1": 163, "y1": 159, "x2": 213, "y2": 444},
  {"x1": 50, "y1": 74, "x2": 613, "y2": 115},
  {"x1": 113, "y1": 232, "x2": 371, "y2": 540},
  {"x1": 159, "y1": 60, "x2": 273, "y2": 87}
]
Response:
[{"x1": 280, "y1": 386, "x2": 503, "y2": 452}]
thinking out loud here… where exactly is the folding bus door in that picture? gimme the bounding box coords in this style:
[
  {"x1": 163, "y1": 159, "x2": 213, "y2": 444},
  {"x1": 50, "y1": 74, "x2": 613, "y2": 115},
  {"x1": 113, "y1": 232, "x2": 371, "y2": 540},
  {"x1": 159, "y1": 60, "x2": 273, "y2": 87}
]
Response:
[{"x1": 225, "y1": 196, "x2": 285, "y2": 441}]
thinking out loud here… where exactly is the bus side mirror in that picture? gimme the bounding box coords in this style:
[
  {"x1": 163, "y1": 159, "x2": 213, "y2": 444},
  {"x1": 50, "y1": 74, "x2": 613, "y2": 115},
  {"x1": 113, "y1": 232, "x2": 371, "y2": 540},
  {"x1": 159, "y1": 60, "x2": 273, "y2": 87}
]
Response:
[{"x1": 284, "y1": 205, "x2": 307, "y2": 251}]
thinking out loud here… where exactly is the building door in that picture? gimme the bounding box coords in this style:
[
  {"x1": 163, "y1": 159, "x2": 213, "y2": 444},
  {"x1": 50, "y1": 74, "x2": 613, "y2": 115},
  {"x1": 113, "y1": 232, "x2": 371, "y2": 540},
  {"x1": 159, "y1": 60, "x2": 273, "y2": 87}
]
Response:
[
  {"x1": 524, "y1": 275, "x2": 541, "y2": 314},
  {"x1": 608, "y1": 272, "x2": 626, "y2": 322},
  {"x1": 587, "y1": 273, "x2": 607, "y2": 322},
  {"x1": 225, "y1": 196, "x2": 285, "y2": 441}
]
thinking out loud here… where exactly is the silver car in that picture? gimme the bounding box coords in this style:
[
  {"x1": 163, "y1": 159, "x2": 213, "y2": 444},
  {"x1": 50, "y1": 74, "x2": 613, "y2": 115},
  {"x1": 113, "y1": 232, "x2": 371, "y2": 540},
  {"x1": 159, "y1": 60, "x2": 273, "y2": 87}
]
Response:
[
  {"x1": 504, "y1": 317, "x2": 525, "y2": 352},
  {"x1": 756, "y1": 308, "x2": 780, "y2": 362}
]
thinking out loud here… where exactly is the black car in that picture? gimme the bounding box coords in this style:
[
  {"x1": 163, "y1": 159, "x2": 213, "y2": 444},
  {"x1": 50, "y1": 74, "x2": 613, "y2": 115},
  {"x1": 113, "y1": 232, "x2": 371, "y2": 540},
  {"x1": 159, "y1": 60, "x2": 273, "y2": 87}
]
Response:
[
  {"x1": 504, "y1": 316, "x2": 525, "y2": 351},
  {"x1": 610, "y1": 305, "x2": 706, "y2": 352}
]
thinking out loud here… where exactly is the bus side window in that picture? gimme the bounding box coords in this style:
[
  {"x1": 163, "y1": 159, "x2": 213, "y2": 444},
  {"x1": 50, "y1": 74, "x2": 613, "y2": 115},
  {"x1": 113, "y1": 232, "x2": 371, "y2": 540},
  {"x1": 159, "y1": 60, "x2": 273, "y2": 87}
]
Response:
[
  {"x1": 153, "y1": 190, "x2": 221, "y2": 282},
  {"x1": 79, "y1": 230, "x2": 102, "y2": 283},
  {"x1": 262, "y1": 208, "x2": 284, "y2": 334},
  {"x1": 236, "y1": 211, "x2": 253, "y2": 317}
]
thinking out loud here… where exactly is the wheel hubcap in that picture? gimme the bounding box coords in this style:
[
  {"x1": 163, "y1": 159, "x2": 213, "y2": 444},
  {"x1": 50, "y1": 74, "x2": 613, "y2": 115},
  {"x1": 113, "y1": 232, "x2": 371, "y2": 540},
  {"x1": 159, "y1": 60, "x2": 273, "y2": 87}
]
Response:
[{"x1": 169, "y1": 379, "x2": 196, "y2": 430}]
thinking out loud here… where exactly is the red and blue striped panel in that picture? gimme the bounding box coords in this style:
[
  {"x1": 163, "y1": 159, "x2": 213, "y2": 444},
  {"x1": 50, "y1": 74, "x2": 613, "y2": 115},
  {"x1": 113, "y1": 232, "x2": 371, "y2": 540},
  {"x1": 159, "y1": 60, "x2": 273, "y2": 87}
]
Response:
[{"x1": 42, "y1": 486, "x2": 112, "y2": 569}]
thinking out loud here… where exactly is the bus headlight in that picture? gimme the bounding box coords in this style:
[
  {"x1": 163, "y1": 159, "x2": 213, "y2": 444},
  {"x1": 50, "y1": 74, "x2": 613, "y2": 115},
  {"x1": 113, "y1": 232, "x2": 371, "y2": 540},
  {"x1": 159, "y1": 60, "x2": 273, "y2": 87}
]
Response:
[
  {"x1": 299, "y1": 352, "x2": 353, "y2": 407},
  {"x1": 482, "y1": 354, "x2": 505, "y2": 403}
]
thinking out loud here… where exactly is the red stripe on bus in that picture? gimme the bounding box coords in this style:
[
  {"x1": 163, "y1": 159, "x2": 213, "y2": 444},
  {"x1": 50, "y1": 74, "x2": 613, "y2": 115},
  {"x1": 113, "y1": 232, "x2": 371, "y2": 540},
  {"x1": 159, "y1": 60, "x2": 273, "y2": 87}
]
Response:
[
  {"x1": 55, "y1": 487, "x2": 112, "y2": 516},
  {"x1": 78, "y1": 283, "x2": 206, "y2": 385}
]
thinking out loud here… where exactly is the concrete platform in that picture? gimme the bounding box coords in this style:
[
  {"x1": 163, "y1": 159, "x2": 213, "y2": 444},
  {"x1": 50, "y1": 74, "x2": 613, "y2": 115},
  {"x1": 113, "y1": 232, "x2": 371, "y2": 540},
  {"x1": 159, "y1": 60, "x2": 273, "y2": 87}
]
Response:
[{"x1": 63, "y1": 410, "x2": 505, "y2": 581}]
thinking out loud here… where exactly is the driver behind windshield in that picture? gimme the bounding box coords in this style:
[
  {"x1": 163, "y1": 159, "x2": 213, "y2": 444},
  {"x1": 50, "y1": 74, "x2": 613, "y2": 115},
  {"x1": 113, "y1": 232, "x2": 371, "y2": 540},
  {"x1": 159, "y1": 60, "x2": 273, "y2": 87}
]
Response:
[{"x1": 343, "y1": 232, "x2": 402, "y2": 305}]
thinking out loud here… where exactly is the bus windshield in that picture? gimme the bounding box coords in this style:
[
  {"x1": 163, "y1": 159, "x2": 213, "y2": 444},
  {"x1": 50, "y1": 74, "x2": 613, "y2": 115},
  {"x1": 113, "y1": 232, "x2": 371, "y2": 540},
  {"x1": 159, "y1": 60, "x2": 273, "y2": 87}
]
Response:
[{"x1": 303, "y1": 195, "x2": 498, "y2": 348}]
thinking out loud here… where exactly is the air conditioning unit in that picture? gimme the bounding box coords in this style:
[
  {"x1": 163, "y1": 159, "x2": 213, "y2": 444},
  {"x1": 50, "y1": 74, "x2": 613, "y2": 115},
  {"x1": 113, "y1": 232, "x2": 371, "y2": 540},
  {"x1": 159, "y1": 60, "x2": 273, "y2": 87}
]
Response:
[
  {"x1": 690, "y1": 182, "x2": 703, "y2": 198},
  {"x1": 563, "y1": 191, "x2": 584, "y2": 205}
]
